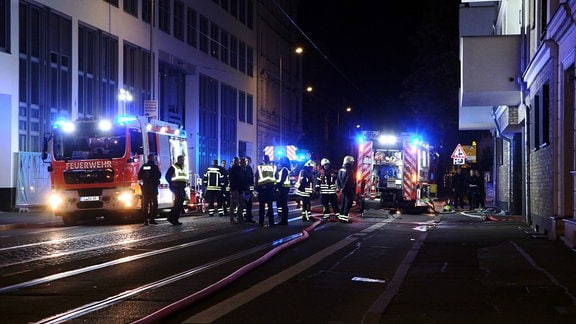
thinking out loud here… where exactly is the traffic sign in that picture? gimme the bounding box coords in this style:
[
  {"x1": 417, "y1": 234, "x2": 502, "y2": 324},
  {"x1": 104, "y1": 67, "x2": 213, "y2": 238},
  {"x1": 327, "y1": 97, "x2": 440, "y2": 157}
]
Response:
[
  {"x1": 451, "y1": 144, "x2": 467, "y2": 159},
  {"x1": 453, "y1": 158, "x2": 465, "y2": 165}
]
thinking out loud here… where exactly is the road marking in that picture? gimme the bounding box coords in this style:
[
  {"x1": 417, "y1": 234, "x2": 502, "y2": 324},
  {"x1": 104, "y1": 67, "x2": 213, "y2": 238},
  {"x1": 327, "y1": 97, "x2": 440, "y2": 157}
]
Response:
[{"x1": 184, "y1": 222, "x2": 388, "y2": 323}]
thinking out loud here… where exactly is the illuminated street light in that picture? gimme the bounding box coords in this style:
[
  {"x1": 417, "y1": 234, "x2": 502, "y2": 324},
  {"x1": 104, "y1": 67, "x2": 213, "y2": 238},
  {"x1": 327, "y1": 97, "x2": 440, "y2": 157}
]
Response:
[{"x1": 118, "y1": 89, "x2": 133, "y2": 115}]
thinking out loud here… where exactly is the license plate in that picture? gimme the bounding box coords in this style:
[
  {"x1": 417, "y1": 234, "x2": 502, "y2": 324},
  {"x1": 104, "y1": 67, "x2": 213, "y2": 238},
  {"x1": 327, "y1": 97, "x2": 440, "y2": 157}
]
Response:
[{"x1": 80, "y1": 196, "x2": 99, "y2": 202}]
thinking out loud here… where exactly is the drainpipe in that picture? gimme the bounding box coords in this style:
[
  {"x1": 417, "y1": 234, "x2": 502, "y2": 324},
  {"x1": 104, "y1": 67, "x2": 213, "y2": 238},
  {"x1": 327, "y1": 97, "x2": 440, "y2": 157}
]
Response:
[
  {"x1": 544, "y1": 39, "x2": 559, "y2": 220},
  {"x1": 492, "y1": 107, "x2": 513, "y2": 212}
]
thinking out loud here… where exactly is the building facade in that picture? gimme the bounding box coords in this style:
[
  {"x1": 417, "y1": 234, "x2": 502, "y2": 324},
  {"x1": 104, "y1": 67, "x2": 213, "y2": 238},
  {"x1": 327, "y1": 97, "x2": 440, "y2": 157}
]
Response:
[
  {"x1": 459, "y1": 0, "x2": 576, "y2": 247},
  {"x1": 0, "y1": 0, "x2": 302, "y2": 210}
]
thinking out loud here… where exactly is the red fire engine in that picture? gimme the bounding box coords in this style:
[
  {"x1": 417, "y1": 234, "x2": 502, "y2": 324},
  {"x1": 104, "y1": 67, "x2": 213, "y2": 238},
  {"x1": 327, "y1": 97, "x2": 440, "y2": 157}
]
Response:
[
  {"x1": 356, "y1": 131, "x2": 436, "y2": 214},
  {"x1": 42, "y1": 116, "x2": 189, "y2": 225}
]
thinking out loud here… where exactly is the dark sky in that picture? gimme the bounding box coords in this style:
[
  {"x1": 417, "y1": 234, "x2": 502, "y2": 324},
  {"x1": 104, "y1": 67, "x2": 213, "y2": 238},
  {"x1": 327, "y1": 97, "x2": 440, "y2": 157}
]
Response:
[{"x1": 296, "y1": 1, "x2": 461, "y2": 132}]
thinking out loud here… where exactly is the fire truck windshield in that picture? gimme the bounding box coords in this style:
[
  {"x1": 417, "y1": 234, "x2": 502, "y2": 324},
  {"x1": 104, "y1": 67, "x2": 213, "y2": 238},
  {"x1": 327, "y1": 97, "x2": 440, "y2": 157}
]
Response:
[{"x1": 52, "y1": 123, "x2": 126, "y2": 161}]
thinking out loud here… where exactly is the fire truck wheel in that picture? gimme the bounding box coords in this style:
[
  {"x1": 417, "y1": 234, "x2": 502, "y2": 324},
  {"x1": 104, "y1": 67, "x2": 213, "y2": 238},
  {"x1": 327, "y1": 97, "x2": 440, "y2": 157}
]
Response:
[{"x1": 62, "y1": 214, "x2": 77, "y2": 226}]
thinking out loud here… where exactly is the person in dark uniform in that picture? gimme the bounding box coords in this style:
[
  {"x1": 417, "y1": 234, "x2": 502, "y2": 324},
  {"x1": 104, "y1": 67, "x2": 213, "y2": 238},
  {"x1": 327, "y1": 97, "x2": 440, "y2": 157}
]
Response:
[
  {"x1": 296, "y1": 160, "x2": 316, "y2": 221},
  {"x1": 451, "y1": 167, "x2": 467, "y2": 209},
  {"x1": 165, "y1": 155, "x2": 188, "y2": 225},
  {"x1": 255, "y1": 155, "x2": 277, "y2": 227},
  {"x1": 337, "y1": 155, "x2": 355, "y2": 223},
  {"x1": 275, "y1": 156, "x2": 292, "y2": 225},
  {"x1": 316, "y1": 158, "x2": 340, "y2": 220},
  {"x1": 203, "y1": 159, "x2": 225, "y2": 217},
  {"x1": 138, "y1": 154, "x2": 161, "y2": 225},
  {"x1": 241, "y1": 156, "x2": 256, "y2": 223}
]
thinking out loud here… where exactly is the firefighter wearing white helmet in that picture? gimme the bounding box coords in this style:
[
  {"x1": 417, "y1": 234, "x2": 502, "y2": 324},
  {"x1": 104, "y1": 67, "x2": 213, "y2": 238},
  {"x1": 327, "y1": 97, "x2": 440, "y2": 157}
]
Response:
[
  {"x1": 316, "y1": 158, "x2": 340, "y2": 220},
  {"x1": 337, "y1": 155, "x2": 356, "y2": 223},
  {"x1": 296, "y1": 160, "x2": 316, "y2": 221}
]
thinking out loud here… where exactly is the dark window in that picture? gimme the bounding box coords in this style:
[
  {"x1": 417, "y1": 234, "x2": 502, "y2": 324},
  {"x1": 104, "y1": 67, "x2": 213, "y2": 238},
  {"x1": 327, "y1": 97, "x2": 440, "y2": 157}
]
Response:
[
  {"x1": 220, "y1": 29, "x2": 229, "y2": 64},
  {"x1": 229, "y1": 35, "x2": 237, "y2": 69},
  {"x1": 246, "y1": 45, "x2": 253, "y2": 77},
  {"x1": 210, "y1": 22, "x2": 219, "y2": 58},
  {"x1": 173, "y1": 0, "x2": 184, "y2": 41},
  {"x1": 142, "y1": 0, "x2": 152, "y2": 24},
  {"x1": 187, "y1": 7, "x2": 197, "y2": 47},
  {"x1": 239, "y1": 91, "x2": 245, "y2": 122},
  {"x1": 238, "y1": 40, "x2": 246, "y2": 73},
  {"x1": 123, "y1": 0, "x2": 137, "y2": 17},
  {"x1": 198, "y1": 74, "x2": 219, "y2": 173},
  {"x1": 158, "y1": 0, "x2": 170, "y2": 34},
  {"x1": 199, "y1": 15, "x2": 208, "y2": 53},
  {"x1": 0, "y1": 0, "x2": 10, "y2": 53},
  {"x1": 246, "y1": 93, "x2": 253, "y2": 124},
  {"x1": 103, "y1": 0, "x2": 119, "y2": 7}
]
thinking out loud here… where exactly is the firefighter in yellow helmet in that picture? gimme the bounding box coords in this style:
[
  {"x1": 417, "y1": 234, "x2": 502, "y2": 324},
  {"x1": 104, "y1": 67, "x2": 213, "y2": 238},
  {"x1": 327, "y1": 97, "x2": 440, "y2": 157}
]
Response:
[{"x1": 336, "y1": 155, "x2": 355, "y2": 223}]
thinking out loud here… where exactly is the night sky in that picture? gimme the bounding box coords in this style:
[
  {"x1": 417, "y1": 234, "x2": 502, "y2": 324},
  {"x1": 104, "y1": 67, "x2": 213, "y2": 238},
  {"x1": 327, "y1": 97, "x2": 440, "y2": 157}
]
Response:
[{"x1": 296, "y1": 1, "x2": 462, "y2": 136}]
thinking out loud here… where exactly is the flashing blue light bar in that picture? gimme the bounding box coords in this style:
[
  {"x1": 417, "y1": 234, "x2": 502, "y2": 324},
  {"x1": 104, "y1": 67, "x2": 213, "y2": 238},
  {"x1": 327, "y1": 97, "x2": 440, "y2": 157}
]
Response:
[
  {"x1": 409, "y1": 135, "x2": 423, "y2": 146},
  {"x1": 115, "y1": 115, "x2": 137, "y2": 125}
]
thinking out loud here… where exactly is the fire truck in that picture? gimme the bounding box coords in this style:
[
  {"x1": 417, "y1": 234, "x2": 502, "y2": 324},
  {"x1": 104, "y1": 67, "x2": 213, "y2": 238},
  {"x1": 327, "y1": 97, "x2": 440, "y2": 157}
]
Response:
[
  {"x1": 42, "y1": 116, "x2": 189, "y2": 225},
  {"x1": 356, "y1": 131, "x2": 436, "y2": 214},
  {"x1": 262, "y1": 145, "x2": 309, "y2": 199}
]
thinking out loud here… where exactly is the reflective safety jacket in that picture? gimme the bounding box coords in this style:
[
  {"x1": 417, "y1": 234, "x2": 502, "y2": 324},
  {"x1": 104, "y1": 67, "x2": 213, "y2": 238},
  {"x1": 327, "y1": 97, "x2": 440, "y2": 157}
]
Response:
[
  {"x1": 316, "y1": 168, "x2": 338, "y2": 195},
  {"x1": 170, "y1": 163, "x2": 188, "y2": 183},
  {"x1": 256, "y1": 163, "x2": 277, "y2": 185},
  {"x1": 203, "y1": 166, "x2": 224, "y2": 191},
  {"x1": 276, "y1": 167, "x2": 291, "y2": 188}
]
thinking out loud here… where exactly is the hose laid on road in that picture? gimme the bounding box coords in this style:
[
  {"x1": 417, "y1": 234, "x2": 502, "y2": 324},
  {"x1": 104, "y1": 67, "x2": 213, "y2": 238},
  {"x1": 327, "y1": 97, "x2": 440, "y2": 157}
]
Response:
[{"x1": 133, "y1": 217, "x2": 322, "y2": 324}]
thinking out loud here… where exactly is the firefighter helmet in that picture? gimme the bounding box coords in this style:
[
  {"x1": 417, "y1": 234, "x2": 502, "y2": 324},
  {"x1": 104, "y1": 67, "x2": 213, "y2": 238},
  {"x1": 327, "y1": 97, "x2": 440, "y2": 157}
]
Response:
[
  {"x1": 343, "y1": 155, "x2": 355, "y2": 166},
  {"x1": 320, "y1": 158, "x2": 330, "y2": 167},
  {"x1": 304, "y1": 160, "x2": 316, "y2": 168}
]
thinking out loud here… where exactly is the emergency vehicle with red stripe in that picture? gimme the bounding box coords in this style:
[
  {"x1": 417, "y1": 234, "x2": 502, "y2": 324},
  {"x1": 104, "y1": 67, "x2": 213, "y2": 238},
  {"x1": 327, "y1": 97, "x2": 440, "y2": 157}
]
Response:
[
  {"x1": 356, "y1": 131, "x2": 435, "y2": 213},
  {"x1": 42, "y1": 116, "x2": 189, "y2": 225}
]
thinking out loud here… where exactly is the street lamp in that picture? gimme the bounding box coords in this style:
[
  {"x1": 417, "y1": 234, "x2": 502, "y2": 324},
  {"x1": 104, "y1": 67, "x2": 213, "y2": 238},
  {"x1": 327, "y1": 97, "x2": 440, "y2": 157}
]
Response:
[{"x1": 118, "y1": 89, "x2": 133, "y2": 115}]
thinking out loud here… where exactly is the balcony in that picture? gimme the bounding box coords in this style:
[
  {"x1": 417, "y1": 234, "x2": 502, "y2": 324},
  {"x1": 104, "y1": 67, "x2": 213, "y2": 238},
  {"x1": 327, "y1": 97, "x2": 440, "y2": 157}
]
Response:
[{"x1": 459, "y1": 35, "x2": 522, "y2": 130}]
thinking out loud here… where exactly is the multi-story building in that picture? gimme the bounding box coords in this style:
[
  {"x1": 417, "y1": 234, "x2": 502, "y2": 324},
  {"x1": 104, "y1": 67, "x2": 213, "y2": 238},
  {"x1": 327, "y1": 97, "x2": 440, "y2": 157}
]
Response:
[
  {"x1": 0, "y1": 0, "x2": 303, "y2": 211},
  {"x1": 459, "y1": 0, "x2": 576, "y2": 247}
]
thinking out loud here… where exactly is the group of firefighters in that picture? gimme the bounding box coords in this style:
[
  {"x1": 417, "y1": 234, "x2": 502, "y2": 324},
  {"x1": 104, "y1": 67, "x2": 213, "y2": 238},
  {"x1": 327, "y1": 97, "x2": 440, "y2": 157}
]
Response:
[
  {"x1": 137, "y1": 152, "x2": 358, "y2": 226},
  {"x1": 201, "y1": 154, "x2": 357, "y2": 226}
]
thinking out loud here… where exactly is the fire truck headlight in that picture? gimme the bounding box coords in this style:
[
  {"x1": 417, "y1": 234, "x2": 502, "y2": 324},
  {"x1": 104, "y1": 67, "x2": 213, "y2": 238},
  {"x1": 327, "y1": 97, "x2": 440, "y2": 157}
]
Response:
[
  {"x1": 118, "y1": 192, "x2": 134, "y2": 207},
  {"x1": 48, "y1": 193, "x2": 64, "y2": 210}
]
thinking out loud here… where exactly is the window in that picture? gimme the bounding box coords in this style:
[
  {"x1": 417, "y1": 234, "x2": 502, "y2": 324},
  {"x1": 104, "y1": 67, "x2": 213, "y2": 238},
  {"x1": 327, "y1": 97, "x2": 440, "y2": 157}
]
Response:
[
  {"x1": 246, "y1": 93, "x2": 253, "y2": 124},
  {"x1": 220, "y1": 29, "x2": 229, "y2": 64},
  {"x1": 187, "y1": 7, "x2": 197, "y2": 47},
  {"x1": 123, "y1": 0, "x2": 137, "y2": 17},
  {"x1": 198, "y1": 74, "x2": 219, "y2": 173},
  {"x1": 221, "y1": 84, "x2": 237, "y2": 162},
  {"x1": 123, "y1": 42, "x2": 152, "y2": 116},
  {"x1": 530, "y1": 83, "x2": 550, "y2": 150},
  {"x1": 239, "y1": 91, "x2": 245, "y2": 122},
  {"x1": 199, "y1": 15, "x2": 208, "y2": 53},
  {"x1": 229, "y1": 35, "x2": 237, "y2": 69},
  {"x1": 103, "y1": 0, "x2": 119, "y2": 7},
  {"x1": 19, "y1": 5, "x2": 71, "y2": 152},
  {"x1": 0, "y1": 0, "x2": 9, "y2": 53},
  {"x1": 210, "y1": 22, "x2": 219, "y2": 58},
  {"x1": 238, "y1": 40, "x2": 246, "y2": 73},
  {"x1": 158, "y1": 0, "x2": 170, "y2": 34},
  {"x1": 173, "y1": 0, "x2": 184, "y2": 41},
  {"x1": 142, "y1": 0, "x2": 152, "y2": 24},
  {"x1": 246, "y1": 45, "x2": 253, "y2": 77}
]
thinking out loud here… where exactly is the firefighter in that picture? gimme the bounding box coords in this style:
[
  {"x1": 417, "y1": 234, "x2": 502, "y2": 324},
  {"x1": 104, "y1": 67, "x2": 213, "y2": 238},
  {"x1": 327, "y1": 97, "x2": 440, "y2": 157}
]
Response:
[
  {"x1": 255, "y1": 155, "x2": 277, "y2": 227},
  {"x1": 296, "y1": 160, "x2": 316, "y2": 221},
  {"x1": 337, "y1": 155, "x2": 355, "y2": 223},
  {"x1": 165, "y1": 155, "x2": 188, "y2": 225},
  {"x1": 241, "y1": 156, "x2": 256, "y2": 223},
  {"x1": 138, "y1": 154, "x2": 161, "y2": 225},
  {"x1": 316, "y1": 158, "x2": 340, "y2": 220},
  {"x1": 203, "y1": 159, "x2": 225, "y2": 217},
  {"x1": 276, "y1": 156, "x2": 291, "y2": 225}
]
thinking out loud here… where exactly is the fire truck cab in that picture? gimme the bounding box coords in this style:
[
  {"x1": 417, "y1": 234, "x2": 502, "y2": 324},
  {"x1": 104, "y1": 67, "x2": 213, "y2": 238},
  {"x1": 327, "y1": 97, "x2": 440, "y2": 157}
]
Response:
[
  {"x1": 42, "y1": 116, "x2": 189, "y2": 225},
  {"x1": 356, "y1": 131, "x2": 435, "y2": 214}
]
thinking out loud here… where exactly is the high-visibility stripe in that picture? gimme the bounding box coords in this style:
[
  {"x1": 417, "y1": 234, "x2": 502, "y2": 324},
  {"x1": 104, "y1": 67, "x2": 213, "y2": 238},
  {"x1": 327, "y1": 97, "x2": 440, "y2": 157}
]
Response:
[
  {"x1": 356, "y1": 141, "x2": 373, "y2": 196},
  {"x1": 286, "y1": 145, "x2": 297, "y2": 161},
  {"x1": 403, "y1": 143, "x2": 417, "y2": 201}
]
